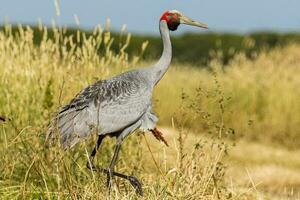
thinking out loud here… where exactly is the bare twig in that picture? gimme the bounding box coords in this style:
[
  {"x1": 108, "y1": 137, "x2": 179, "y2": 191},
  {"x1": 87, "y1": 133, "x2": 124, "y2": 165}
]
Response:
[{"x1": 143, "y1": 134, "x2": 167, "y2": 181}]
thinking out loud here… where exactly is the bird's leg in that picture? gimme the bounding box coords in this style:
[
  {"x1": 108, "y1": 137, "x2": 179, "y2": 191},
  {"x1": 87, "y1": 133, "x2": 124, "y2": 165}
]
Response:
[
  {"x1": 89, "y1": 166, "x2": 142, "y2": 195},
  {"x1": 85, "y1": 122, "x2": 143, "y2": 195},
  {"x1": 87, "y1": 135, "x2": 105, "y2": 171},
  {"x1": 150, "y1": 127, "x2": 169, "y2": 146},
  {"x1": 86, "y1": 135, "x2": 142, "y2": 192},
  {"x1": 107, "y1": 138, "x2": 122, "y2": 192},
  {"x1": 86, "y1": 135, "x2": 142, "y2": 195},
  {"x1": 106, "y1": 121, "x2": 144, "y2": 196},
  {"x1": 106, "y1": 137, "x2": 143, "y2": 196}
]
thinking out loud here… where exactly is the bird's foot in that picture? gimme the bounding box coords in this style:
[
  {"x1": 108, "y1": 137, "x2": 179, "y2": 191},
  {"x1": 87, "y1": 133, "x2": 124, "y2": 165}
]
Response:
[
  {"x1": 88, "y1": 164, "x2": 143, "y2": 196},
  {"x1": 106, "y1": 169, "x2": 143, "y2": 196},
  {"x1": 128, "y1": 176, "x2": 143, "y2": 196}
]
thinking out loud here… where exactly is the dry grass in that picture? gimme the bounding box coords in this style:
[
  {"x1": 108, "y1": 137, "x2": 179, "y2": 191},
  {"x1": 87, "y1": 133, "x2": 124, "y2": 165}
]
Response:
[
  {"x1": 0, "y1": 21, "x2": 300, "y2": 200},
  {"x1": 0, "y1": 23, "x2": 232, "y2": 199},
  {"x1": 159, "y1": 127, "x2": 300, "y2": 200},
  {"x1": 154, "y1": 44, "x2": 300, "y2": 148}
]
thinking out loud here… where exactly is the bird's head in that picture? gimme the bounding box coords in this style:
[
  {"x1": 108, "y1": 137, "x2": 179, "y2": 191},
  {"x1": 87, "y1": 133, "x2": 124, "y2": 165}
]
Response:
[{"x1": 160, "y1": 10, "x2": 208, "y2": 31}]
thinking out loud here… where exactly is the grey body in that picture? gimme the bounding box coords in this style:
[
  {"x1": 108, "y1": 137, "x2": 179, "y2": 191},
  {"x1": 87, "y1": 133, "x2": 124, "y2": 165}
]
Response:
[{"x1": 47, "y1": 21, "x2": 172, "y2": 149}]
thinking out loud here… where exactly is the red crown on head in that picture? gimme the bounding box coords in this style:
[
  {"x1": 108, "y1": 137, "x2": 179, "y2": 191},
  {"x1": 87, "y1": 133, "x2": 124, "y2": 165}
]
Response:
[
  {"x1": 159, "y1": 10, "x2": 181, "y2": 31},
  {"x1": 160, "y1": 11, "x2": 170, "y2": 22}
]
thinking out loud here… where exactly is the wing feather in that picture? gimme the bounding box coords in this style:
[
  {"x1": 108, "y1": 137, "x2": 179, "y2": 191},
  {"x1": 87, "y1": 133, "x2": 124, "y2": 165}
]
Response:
[{"x1": 46, "y1": 71, "x2": 151, "y2": 150}]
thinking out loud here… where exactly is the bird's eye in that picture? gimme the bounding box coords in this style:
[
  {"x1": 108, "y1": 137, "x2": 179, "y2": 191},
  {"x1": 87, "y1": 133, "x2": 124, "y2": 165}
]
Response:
[{"x1": 167, "y1": 14, "x2": 179, "y2": 23}]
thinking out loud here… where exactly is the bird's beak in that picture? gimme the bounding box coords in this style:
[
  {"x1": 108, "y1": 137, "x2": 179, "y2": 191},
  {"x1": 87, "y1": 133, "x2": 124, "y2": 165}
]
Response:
[{"x1": 179, "y1": 15, "x2": 208, "y2": 29}]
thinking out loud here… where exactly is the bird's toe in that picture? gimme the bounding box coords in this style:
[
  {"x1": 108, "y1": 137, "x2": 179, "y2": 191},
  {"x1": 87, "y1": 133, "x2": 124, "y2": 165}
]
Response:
[{"x1": 128, "y1": 176, "x2": 143, "y2": 196}]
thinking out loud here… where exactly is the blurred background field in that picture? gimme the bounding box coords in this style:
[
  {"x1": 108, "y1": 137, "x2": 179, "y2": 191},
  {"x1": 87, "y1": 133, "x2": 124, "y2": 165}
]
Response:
[{"x1": 3, "y1": 25, "x2": 300, "y2": 65}]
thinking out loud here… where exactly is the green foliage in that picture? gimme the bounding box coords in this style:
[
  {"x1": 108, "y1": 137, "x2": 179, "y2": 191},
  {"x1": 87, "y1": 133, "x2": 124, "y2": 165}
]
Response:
[
  {"x1": 2, "y1": 25, "x2": 300, "y2": 65},
  {"x1": 129, "y1": 32, "x2": 300, "y2": 65}
]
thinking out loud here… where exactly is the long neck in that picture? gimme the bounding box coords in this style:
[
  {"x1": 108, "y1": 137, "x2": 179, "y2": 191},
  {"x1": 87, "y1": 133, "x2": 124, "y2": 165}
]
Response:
[{"x1": 151, "y1": 21, "x2": 172, "y2": 85}]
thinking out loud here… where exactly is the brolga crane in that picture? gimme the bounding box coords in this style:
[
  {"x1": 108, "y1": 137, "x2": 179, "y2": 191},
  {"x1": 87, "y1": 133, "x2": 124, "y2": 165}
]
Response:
[{"x1": 47, "y1": 10, "x2": 208, "y2": 196}]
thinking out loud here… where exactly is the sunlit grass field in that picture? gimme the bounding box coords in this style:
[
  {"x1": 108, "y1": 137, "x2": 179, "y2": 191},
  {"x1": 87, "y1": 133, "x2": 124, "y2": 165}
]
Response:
[
  {"x1": 156, "y1": 44, "x2": 300, "y2": 148},
  {"x1": 0, "y1": 23, "x2": 300, "y2": 199}
]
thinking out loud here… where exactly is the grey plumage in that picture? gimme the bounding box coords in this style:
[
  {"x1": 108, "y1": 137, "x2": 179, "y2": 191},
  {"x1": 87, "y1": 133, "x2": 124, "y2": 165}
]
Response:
[
  {"x1": 46, "y1": 10, "x2": 208, "y2": 195},
  {"x1": 47, "y1": 66, "x2": 158, "y2": 149},
  {"x1": 47, "y1": 20, "x2": 172, "y2": 150}
]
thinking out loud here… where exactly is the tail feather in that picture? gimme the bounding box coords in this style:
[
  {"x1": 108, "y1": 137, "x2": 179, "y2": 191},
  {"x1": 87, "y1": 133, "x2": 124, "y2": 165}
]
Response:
[
  {"x1": 46, "y1": 108, "x2": 81, "y2": 150},
  {"x1": 46, "y1": 105, "x2": 97, "y2": 150}
]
